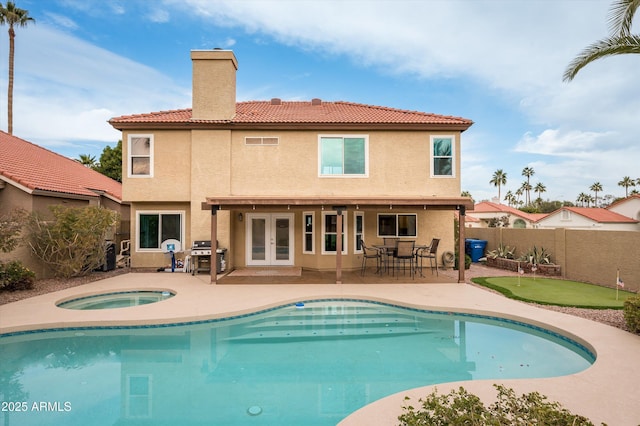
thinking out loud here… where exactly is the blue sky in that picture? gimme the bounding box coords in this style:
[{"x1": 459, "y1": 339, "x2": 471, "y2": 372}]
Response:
[{"x1": 2, "y1": 0, "x2": 639, "y2": 203}]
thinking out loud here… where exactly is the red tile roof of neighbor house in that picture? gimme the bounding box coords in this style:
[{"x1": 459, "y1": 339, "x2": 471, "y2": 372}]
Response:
[
  {"x1": 557, "y1": 207, "x2": 638, "y2": 223},
  {"x1": 473, "y1": 201, "x2": 545, "y2": 222},
  {"x1": 109, "y1": 100, "x2": 473, "y2": 129},
  {"x1": 607, "y1": 194, "x2": 640, "y2": 209},
  {"x1": 0, "y1": 131, "x2": 122, "y2": 201}
]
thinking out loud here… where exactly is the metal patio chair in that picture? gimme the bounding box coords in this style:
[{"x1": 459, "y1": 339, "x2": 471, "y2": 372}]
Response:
[{"x1": 415, "y1": 238, "x2": 439, "y2": 276}]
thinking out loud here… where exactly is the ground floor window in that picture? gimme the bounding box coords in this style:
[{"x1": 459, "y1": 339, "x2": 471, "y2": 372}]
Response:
[
  {"x1": 354, "y1": 212, "x2": 364, "y2": 253},
  {"x1": 303, "y1": 212, "x2": 315, "y2": 253},
  {"x1": 377, "y1": 213, "x2": 417, "y2": 237},
  {"x1": 322, "y1": 212, "x2": 347, "y2": 254},
  {"x1": 137, "y1": 211, "x2": 183, "y2": 250}
]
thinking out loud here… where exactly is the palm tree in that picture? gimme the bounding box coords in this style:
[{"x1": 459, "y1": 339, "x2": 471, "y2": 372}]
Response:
[
  {"x1": 590, "y1": 182, "x2": 603, "y2": 207},
  {"x1": 489, "y1": 169, "x2": 507, "y2": 202},
  {"x1": 577, "y1": 192, "x2": 590, "y2": 207},
  {"x1": 0, "y1": 1, "x2": 34, "y2": 134},
  {"x1": 534, "y1": 182, "x2": 547, "y2": 205},
  {"x1": 618, "y1": 176, "x2": 636, "y2": 197},
  {"x1": 77, "y1": 154, "x2": 97, "y2": 168},
  {"x1": 520, "y1": 181, "x2": 532, "y2": 206},
  {"x1": 522, "y1": 167, "x2": 535, "y2": 205},
  {"x1": 563, "y1": 0, "x2": 640, "y2": 81},
  {"x1": 504, "y1": 190, "x2": 515, "y2": 207},
  {"x1": 515, "y1": 187, "x2": 524, "y2": 205}
]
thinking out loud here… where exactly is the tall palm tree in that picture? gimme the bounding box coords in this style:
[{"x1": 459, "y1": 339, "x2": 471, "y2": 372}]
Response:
[
  {"x1": 0, "y1": 1, "x2": 34, "y2": 134},
  {"x1": 520, "y1": 181, "x2": 532, "y2": 206},
  {"x1": 590, "y1": 182, "x2": 603, "y2": 207},
  {"x1": 534, "y1": 182, "x2": 547, "y2": 205},
  {"x1": 563, "y1": 0, "x2": 640, "y2": 81},
  {"x1": 515, "y1": 187, "x2": 524, "y2": 206},
  {"x1": 522, "y1": 167, "x2": 535, "y2": 205},
  {"x1": 618, "y1": 176, "x2": 636, "y2": 197},
  {"x1": 489, "y1": 169, "x2": 507, "y2": 202}
]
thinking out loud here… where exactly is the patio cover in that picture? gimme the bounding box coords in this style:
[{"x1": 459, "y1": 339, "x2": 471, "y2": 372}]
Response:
[{"x1": 203, "y1": 196, "x2": 473, "y2": 284}]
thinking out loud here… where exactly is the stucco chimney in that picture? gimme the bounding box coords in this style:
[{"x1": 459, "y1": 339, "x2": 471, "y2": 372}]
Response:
[{"x1": 191, "y1": 49, "x2": 238, "y2": 121}]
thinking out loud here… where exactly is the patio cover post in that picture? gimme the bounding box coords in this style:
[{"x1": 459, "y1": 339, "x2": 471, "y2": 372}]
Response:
[
  {"x1": 458, "y1": 205, "x2": 466, "y2": 283},
  {"x1": 334, "y1": 206, "x2": 346, "y2": 284},
  {"x1": 210, "y1": 206, "x2": 218, "y2": 284}
]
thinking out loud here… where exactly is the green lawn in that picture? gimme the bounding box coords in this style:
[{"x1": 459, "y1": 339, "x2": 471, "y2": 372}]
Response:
[{"x1": 471, "y1": 276, "x2": 634, "y2": 309}]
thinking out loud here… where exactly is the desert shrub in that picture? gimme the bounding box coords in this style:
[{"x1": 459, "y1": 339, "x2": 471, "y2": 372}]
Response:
[
  {"x1": 486, "y1": 243, "x2": 515, "y2": 260},
  {"x1": 519, "y1": 246, "x2": 552, "y2": 264},
  {"x1": 0, "y1": 208, "x2": 27, "y2": 253},
  {"x1": 623, "y1": 294, "x2": 640, "y2": 334},
  {"x1": 398, "y1": 385, "x2": 601, "y2": 426},
  {"x1": 0, "y1": 260, "x2": 35, "y2": 291},
  {"x1": 25, "y1": 205, "x2": 119, "y2": 278}
]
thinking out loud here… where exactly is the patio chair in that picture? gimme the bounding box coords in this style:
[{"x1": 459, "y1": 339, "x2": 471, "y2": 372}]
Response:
[
  {"x1": 360, "y1": 241, "x2": 382, "y2": 276},
  {"x1": 415, "y1": 238, "x2": 439, "y2": 276},
  {"x1": 116, "y1": 239, "x2": 131, "y2": 268},
  {"x1": 393, "y1": 240, "x2": 415, "y2": 278}
]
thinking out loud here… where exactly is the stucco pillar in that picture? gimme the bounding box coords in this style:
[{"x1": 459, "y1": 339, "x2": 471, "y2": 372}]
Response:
[
  {"x1": 334, "y1": 206, "x2": 345, "y2": 284},
  {"x1": 458, "y1": 206, "x2": 466, "y2": 283},
  {"x1": 210, "y1": 206, "x2": 218, "y2": 284}
]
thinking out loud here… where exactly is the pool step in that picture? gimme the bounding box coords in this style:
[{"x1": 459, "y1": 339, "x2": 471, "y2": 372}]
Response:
[{"x1": 224, "y1": 326, "x2": 432, "y2": 343}]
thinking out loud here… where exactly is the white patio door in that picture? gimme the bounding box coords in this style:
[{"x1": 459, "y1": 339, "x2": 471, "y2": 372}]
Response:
[{"x1": 246, "y1": 213, "x2": 294, "y2": 266}]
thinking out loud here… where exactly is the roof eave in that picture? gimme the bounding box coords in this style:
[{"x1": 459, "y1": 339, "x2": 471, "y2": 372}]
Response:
[{"x1": 109, "y1": 121, "x2": 473, "y2": 132}]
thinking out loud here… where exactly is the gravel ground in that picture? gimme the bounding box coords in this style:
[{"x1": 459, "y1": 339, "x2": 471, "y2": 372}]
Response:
[{"x1": 0, "y1": 265, "x2": 630, "y2": 332}]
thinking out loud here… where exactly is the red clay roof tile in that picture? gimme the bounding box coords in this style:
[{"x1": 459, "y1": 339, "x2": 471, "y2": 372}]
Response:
[
  {"x1": 109, "y1": 100, "x2": 473, "y2": 127},
  {"x1": 0, "y1": 131, "x2": 122, "y2": 201}
]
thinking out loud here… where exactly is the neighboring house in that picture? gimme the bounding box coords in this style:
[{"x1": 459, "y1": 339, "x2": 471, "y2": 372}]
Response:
[
  {"x1": 108, "y1": 49, "x2": 474, "y2": 283},
  {"x1": 467, "y1": 201, "x2": 544, "y2": 228},
  {"x1": 535, "y1": 207, "x2": 639, "y2": 231},
  {"x1": 0, "y1": 131, "x2": 130, "y2": 277},
  {"x1": 607, "y1": 194, "x2": 640, "y2": 224}
]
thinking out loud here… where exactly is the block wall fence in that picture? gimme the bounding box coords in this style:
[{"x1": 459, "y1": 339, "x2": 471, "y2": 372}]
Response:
[{"x1": 466, "y1": 228, "x2": 639, "y2": 293}]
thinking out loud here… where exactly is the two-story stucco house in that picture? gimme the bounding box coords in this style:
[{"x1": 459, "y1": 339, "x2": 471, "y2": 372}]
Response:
[{"x1": 109, "y1": 50, "x2": 474, "y2": 283}]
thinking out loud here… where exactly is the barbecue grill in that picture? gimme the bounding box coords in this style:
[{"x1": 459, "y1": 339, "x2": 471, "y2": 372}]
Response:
[{"x1": 190, "y1": 240, "x2": 212, "y2": 275}]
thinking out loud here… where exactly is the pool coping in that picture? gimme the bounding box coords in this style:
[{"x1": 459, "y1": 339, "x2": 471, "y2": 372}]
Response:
[{"x1": 1, "y1": 272, "x2": 639, "y2": 425}]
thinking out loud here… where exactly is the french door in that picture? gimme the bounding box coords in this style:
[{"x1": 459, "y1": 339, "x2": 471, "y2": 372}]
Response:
[{"x1": 246, "y1": 213, "x2": 294, "y2": 266}]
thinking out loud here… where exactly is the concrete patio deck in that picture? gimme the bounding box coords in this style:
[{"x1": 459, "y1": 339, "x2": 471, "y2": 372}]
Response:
[{"x1": 1, "y1": 270, "x2": 638, "y2": 425}]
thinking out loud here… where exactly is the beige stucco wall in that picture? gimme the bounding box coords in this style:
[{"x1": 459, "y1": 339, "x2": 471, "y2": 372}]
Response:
[
  {"x1": 122, "y1": 126, "x2": 463, "y2": 271},
  {"x1": 467, "y1": 227, "x2": 640, "y2": 292}
]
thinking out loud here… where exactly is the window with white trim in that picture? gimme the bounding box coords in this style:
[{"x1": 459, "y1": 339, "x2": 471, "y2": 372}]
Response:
[
  {"x1": 377, "y1": 213, "x2": 417, "y2": 237},
  {"x1": 354, "y1": 212, "x2": 364, "y2": 253},
  {"x1": 319, "y1": 135, "x2": 368, "y2": 176},
  {"x1": 128, "y1": 134, "x2": 153, "y2": 177},
  {"x1": 137, "y1": 211, "x2": 184, "y2": 251},
  {"x1": 303, "y1": 212, "x2": 315, "y2": 254},
  {"x1": 321, "y1": 212, "x2": 347, "y2": 254},
  {"x1": 431, "y1": 135, "x2": 454, "y2": 177}
]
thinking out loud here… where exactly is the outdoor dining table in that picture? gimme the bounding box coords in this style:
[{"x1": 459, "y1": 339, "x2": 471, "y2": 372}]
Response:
[{"x1": 373, "y1": 242, "x2": 431, "y2": 275}]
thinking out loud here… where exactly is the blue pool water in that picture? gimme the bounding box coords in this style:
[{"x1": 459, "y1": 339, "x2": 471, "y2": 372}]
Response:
[
  {"x1": 57, "y1": 290, "x2": 175, "y2": 310},
  {"x1": 0, "y1": 300, "x2": 594, "y2": 425}
]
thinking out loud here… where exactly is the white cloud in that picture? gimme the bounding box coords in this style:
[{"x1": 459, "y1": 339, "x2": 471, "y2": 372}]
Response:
[{"x1": 0, "y1": 24, "x2": 189, "y2": 149}]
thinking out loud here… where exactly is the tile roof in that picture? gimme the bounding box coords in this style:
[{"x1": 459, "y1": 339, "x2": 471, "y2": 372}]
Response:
[
  {"x1": 109, "y1": 100, "x2": 473, "y2": 129},
  {"x1": 472, "y1": 201, "x2": 543, "y2": 222},
  {"x1": 556, "y1": 207, "x2": 638, "y2": 223},
  {"x1": 0, "y1": 131, "x2": 122, "y2": 201},
  {"x1": 607, "y1": 194, "x2": 640, "y2": 209}
]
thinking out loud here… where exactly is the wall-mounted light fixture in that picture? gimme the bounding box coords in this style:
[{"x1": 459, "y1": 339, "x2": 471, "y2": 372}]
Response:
[{"x1": 237, "y1": 212, "x2": 243, "y2": 222}]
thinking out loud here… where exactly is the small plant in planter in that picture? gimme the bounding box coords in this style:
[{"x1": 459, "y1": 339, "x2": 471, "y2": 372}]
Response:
[{"x1": 521, "y1": 246, "x2": 552, "y2": 265}]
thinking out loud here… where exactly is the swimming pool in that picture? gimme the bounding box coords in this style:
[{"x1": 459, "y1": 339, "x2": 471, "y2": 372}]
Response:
[
  {"x1": 0, "y1": 299, "x2": 594, "y2": 425},
  {"x1": 56, "y1": 290, "x2": 175, "y2": 310}
]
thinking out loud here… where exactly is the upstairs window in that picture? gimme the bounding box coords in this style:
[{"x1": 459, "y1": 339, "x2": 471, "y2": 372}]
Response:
[
  {"x1": 319, "y1": 135, "x2": 367, "y2": 177},
  {"x1": 128, "y1": 135, "x2": 153, "y2": 177},
  {"x1": 431, "y1": 136, "x2": 454, "y2": 177}
]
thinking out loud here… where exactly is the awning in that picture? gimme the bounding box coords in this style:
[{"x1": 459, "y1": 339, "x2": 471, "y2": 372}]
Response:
[{"x1": 203, "y1": 196, "x2": 471, "y2": 284}]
